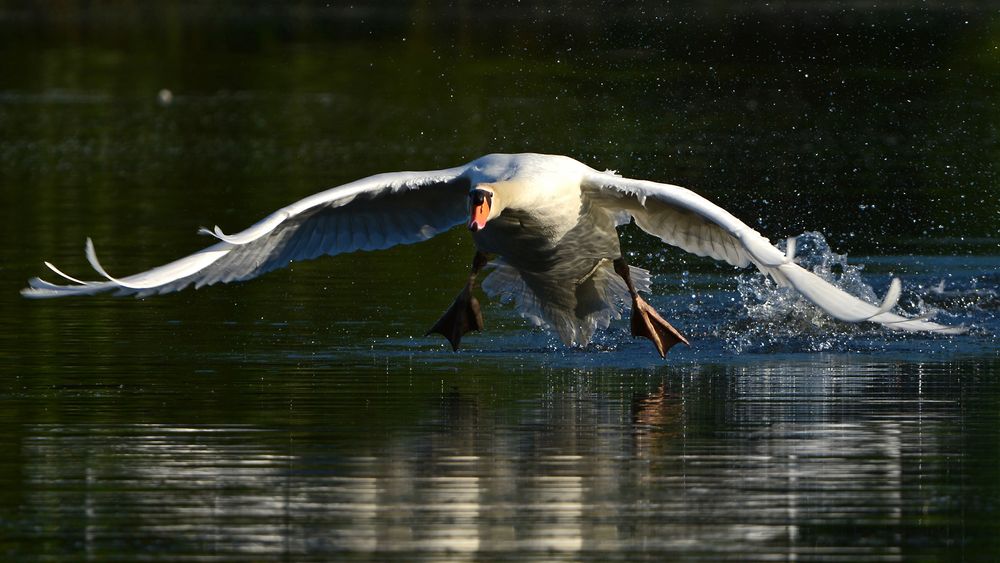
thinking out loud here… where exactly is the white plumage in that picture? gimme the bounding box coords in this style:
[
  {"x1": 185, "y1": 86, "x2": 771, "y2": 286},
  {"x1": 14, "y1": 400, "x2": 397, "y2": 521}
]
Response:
[{"x1": 22, "y1": 152, "x2": 965, "y2": 351}]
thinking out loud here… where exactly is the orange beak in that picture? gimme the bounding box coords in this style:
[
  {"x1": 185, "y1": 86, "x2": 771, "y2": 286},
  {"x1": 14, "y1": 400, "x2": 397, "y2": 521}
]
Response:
[{"x1": 468, "y1": 189, "x2": 492, "y2": 232}]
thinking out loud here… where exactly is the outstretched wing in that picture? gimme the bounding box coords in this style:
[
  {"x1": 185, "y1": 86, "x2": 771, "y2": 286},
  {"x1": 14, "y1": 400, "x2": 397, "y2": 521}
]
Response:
[
  {"x1": 23, "y1": 166, "x2": 471, "y2": 298},
  {"x1": 583, "y1": 170, "x2": 965, "y2": 334}
]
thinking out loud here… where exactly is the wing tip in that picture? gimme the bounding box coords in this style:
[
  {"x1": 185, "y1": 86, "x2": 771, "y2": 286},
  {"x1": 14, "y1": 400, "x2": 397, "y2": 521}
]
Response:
[
  {"x1": 775, "y1": 262, "x2": 967, "y2": 335},
  {"x1": 20, "y1": 277, "x2": 105, "y2": 299},
  {"x1": 20, "y1": 279, "x2": 48, "y2": 298}
]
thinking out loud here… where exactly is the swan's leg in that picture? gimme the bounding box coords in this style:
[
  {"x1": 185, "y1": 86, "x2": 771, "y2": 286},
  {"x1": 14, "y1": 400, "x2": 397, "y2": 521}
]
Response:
[
  {"x1": 426, "y1": 251, "x2": 489, "y2": 351},
  {"x1": 613, "y1": 257, "x2": 689, "y2": 358}
]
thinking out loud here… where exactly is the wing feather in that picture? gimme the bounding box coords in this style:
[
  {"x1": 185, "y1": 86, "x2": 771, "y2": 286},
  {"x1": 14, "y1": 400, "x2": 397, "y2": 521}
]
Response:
[
  {"x1": 583, "y1": 170, "x2": 965, "y2": 334},
  {"x1": 23, "y1": 166, "x2": 471, "y2": 298}
]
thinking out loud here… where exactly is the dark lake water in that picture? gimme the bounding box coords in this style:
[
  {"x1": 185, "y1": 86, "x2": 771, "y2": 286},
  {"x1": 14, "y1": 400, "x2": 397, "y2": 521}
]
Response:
[{"x1": 1, "y1": 2, "x2": 998, "y2": 561}]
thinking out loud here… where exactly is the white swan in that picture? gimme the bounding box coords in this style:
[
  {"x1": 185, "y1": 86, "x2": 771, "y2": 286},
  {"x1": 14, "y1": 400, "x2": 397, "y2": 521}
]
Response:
[{"x1": 21, "y1": 153, "x2": 964, "y2": 357}]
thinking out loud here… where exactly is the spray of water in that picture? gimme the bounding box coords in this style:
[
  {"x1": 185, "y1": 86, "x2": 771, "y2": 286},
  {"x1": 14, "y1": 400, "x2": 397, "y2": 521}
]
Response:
[{"x1": 724, "y1": 232, "x2": 931, "y2": 354}]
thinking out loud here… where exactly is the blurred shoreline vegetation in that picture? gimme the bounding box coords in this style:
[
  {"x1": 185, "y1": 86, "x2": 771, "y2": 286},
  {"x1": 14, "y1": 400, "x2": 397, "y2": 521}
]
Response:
[{"x1": 0, "y1": 1, "x2": 997, "y2": 267}]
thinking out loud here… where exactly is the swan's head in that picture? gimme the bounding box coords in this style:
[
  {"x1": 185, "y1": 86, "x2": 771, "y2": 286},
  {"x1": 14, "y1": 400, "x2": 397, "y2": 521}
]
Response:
[{"x1": 468, "y1": 185, "x2": 495, "y2": 232}]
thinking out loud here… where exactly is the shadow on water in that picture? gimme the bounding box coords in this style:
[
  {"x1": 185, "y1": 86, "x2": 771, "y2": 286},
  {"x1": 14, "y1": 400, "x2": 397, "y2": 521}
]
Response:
[{"x1": 1, "y1": 1, "x2": 999, "y2": 561}]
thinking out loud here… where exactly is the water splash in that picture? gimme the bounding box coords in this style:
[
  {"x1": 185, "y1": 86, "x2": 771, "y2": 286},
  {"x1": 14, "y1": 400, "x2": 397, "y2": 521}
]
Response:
[{"x1": 723, "y1": 232, "x2": 924, "y2": 354}]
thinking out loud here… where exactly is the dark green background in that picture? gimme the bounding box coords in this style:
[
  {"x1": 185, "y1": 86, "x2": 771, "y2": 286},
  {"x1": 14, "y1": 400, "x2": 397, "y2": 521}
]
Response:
[{"x1": 1, "y1": 2, "x2": 998, "y2": 560}]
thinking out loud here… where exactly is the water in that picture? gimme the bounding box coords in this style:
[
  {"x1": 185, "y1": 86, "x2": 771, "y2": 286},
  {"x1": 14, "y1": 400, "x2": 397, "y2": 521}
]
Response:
[{"x1": 1, "y1": 2, "x2": 999, "y2": 561}]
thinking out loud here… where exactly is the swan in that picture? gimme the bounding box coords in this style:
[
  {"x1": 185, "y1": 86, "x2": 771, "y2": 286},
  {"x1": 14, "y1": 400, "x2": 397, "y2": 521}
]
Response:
[{"x1": 21, "y1": 152, "x2": 964, "y2": 357}]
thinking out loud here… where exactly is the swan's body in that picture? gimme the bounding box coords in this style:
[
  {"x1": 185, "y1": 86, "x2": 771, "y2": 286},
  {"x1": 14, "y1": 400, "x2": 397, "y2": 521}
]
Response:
[{"x1": 22, "y1": 152, "x2": 964, "y2": 354}]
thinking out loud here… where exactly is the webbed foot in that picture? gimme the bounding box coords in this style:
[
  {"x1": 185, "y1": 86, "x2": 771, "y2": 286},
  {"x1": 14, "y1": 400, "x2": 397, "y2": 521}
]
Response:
[
  {"x1": 631, "y1": 296, "x2": 689, "y2": 359},
  {"x1": 426, "y1": 285, "x2": 484, "y2": 351}
]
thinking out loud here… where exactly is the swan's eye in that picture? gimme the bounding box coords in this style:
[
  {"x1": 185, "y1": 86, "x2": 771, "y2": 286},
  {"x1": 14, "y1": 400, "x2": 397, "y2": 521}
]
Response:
[{"x1": 470, "y1": 189, "x2": 492, "y2": 205}]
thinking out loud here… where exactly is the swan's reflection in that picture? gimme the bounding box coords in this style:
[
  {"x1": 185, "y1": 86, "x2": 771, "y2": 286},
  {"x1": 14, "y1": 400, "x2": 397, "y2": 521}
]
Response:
[{"x1": 21, "y1": 361, "x2": 963, "y2": 559}]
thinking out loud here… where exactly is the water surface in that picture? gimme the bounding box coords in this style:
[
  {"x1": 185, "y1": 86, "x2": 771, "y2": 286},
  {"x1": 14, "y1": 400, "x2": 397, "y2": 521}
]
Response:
[{"x1": 1, "y1": 2, "x2": 998, "y2": 561}]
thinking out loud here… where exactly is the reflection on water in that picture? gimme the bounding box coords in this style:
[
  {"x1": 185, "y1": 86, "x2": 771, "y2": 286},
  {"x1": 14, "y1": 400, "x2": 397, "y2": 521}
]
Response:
[{"x1": 15, "y1": 359, "x2": 998, "y2": 560}]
